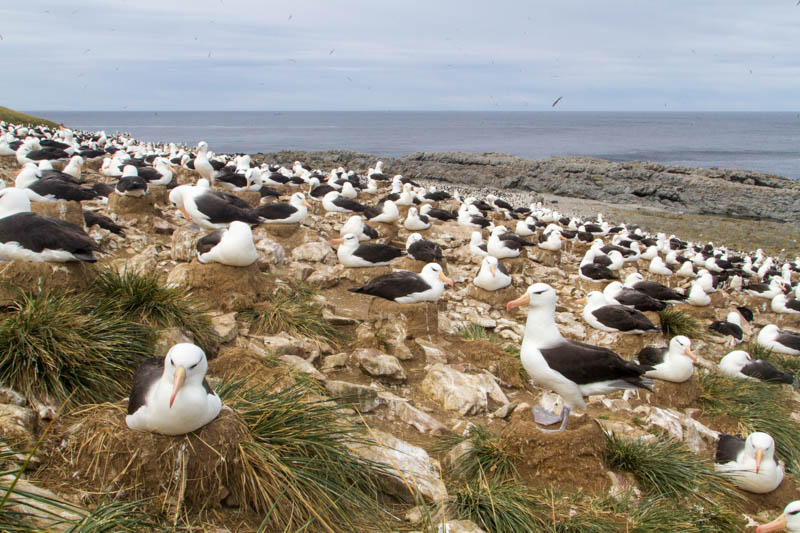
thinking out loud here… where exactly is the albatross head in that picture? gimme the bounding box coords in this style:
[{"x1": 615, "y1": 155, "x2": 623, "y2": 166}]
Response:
[
  {"x1": 421, "y1": 263, "x2": 454, "y2": 287},
  {"x1": 506, "y1": 283, "x2": 556, "y2": 311},
  {"x1": 163, "y1": 343, "x2": 208, "y2": 408},
  {"x1": 745, "y1": 432, "x2": 776, "y2": 475},
  {"x1": 756, "y1": 500, "x2": 800, "y2": 533}
]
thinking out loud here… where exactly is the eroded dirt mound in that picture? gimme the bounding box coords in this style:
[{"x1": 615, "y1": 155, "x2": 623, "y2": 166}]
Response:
[
  {"x1": 503, "y1": 410, "x2": 610, "y2": 495},
  {"x1": 449, "y1": 338, "x2": 526, "y2": 389},
  {"x1": 209, "y1": 347, "x2": 294, "y2": 389},
  {"x1": 166, "y1": 261, "x2": 275, "y2": 311},
  {"x1": 41, "y1": 403, "x2": 251, "y2": 513}
]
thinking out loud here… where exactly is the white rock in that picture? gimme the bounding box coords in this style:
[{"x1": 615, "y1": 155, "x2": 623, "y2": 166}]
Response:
[
  {"x1": 279, "y1": 354, "x2": 326, "y2": 381},
  {"x1": 415, "y1": 339, "x2": 448, "y2": 364},
  {"x1": 420, "y1": 364, "x2": 509, "y2": 416},
  {"x1": 209, "y1": 312, "x2": 238, "y2": 343},
  {"x1": 346, "y1": 429, "x2": 447, "y2": 503},
  {"x1": 291, "y1": 241, "x2": 332, "y2": 263},
  {"x1": 353, "y1": 349, "x2": 407, "y2": 383}
]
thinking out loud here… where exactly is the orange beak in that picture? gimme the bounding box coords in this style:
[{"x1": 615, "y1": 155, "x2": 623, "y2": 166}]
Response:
[
  {"x1": 489, "y1": 264, "x2": 496, "y2": 278},
  {"x1": 756, "y1": 513, "x2": 787, "y2": 533},
  {"x1": 180, "y1": 207, "x2": 191, "y2": 221},
  {"x1": 506, "y1": 292, "x2": 530, "y2": 311},
  {"x1": 329, "y1": 237, "x2": 344, "y2": 245},
  {"x1": 575, "y1": 296, "x2": 587, "y2": 305},
  {"x1": 684, "y1": 346, "x2": 698, "y2": 363},
  {"x1": 304, "y1": 201, "x2": 312, "y2": 209},
  {"x1": 439, "y1": 272, "x2": 455, "y2": 286},
  {"x1": 169, "y1": 366, "x2": 186, "y2": 408},
  {"x1": 755, "y1": 448, "x2": 763, "y2": 474}
]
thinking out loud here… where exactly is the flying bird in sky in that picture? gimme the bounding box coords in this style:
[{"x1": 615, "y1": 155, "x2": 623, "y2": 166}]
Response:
[{"x1": 552, "y1": 96, "x2": 563, "y2": 107}]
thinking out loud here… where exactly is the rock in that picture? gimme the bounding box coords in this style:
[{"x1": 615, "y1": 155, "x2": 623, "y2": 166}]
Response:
[
  {"x1": 438, "y1": 520, "x2": 488, "y2": 533},
  {"x1": 254, "y1": 235, "x2": 287, "y2": 266},
  {"x1": 322, "y1": 308, "x2": 356, "y2": 325},
  {"x1": 414, "y1": 339, "x2": 448, "y2": 364},
  {"x1": 30, "y1": 200, "x2": 85, "y2": 227},
  {"x1": 154, "y1": 327, "x2": 194, "y2": 358},
  {"x1": 151, "y1": 216, "x2": 176, "y2": 235},
  {"x1": 209, "y1": 312, "x2": 238, "y2": 343},
  {"x1": 324, "y1": 380, "x2": 382, "y2": 413},
  {"x1": 305, "y1": 264, "x2": 341, "y2": 289},
  {"x1": 171, "y1": 227, "x2": 198, "y2": 262},
  {"x1": 246, "y1": 333, "x2": 306, "y2": 357},
  {"x1": 279, "y1": 355, "x2": 326, "y2": 380},
  {"x1": 0, "y1": 387, "x2": 25, "y2": 406},
  {"x1": 321, "y1": 352, "x2": 349, "y2": 372},
  {"x1": 291, "y1": 241, "x2": 332, "y2": 263},
  {"x1": 370, "y1": 300, "x2": 440, "y2": 340},
  {"x1": 346, "y1": 429, "x2": 447, "y2": 503},
  {"x1": 420, "y1": 364, "x2": 509, "y2": 416},
  {"x1": 352, "y1": 349, "x2": 407, "y2": 383},
  {"x1": 377, "y1": 392, "x2": 448, "y2": 435},
  {"x1": 0, "y1": 404, "x2": 37, "y2": 444},
  {"x1": 0, "y1": 476, "x2": 83, "y2": 529}
]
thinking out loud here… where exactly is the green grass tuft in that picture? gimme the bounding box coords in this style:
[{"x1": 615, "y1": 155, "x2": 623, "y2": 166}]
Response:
[
  {"x1": 448, "y1": 477, "x2": 545, "y2": 533},
  {"x1": 459, "y1": 322, "x2": 520, "y2": 356},
  {"x1": 91, "y1": 268, "x2": 218, "y2": 354},
  {"x1": 0, "y1": 106, "x2": 61, "y2": 128},
  {"x1": 657, "y1": 308, "x2": 705, "y2": 339},
  {"x1": 250, "y1": 283, "x2": 341, "y2": 347},
  {"x1": 698, "y1": 371, "x2": 800, "y2": 472},
  {"x1": 217, "y1": 379, "x2": 391, "y2": 532},
  {"x1": 0, "y1": 290, "x2": 153, "y2": 405},
  {"x1": 603, "y1": 432, "x2": 737, "y2": 503},
  {"x1": 435, "y1": 425, "x2": 517, "y2": 482}
]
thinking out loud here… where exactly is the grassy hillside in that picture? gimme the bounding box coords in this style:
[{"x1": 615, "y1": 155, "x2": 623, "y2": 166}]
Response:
[{"x1": 0, "y1": 106, "x2": 61, "y2": 128}]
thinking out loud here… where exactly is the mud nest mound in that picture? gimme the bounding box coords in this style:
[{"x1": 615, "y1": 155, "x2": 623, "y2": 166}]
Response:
[
  {"x1": 43, "y1": 402, "x2": 251, "y2": 514},
  {"x1": 502, "y1": 410, "x2": 610, "y2": 495}
]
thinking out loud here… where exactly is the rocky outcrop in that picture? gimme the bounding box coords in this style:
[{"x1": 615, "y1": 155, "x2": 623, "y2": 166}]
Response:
[{"x1": 256, "y1": 150, "x2": 800, "y2": 225}]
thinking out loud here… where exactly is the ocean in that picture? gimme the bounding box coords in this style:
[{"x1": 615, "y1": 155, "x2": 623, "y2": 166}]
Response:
[{"x1": 32, "y1": 111, "x2": 800, "y2": 179}]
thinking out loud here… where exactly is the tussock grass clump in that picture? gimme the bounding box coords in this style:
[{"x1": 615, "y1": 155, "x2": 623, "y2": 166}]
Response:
[
  {"x1": 698, "y1": 371, "x2": 800, "y2": 472},
  {"x1": 621, "y1": 494, "x2": 742, "y2": 532},
  {"x1": 249, "y1": 283, "x2": 340, "y2": 346},
  {"x1": 435, "y1": 425, "x2": 517, "y2": 482},
  {"x1": 658, "y1": 308, "x2": 705, "y2": 339},
  {"x1": 603, "y1": 432, "x2": 736, "y2": 502},
  {"x1": 459, "y1": 322, "x2": 520, "y2": 356},
  {"x1": 0, "y1": 290, "x2": 153, "y2": 405},
  {"x1": 217, "y1": 380, "x2": 391, "y2": 532},
  {"x1": 91, "y1": 268, "x2": 217, "y2": 353},
  {"x1": 746, "y1": 341, "x2": 800, "y2": 374},
  {"x1": 448, "y1": 477, "x2": 545, "y2": 533}
]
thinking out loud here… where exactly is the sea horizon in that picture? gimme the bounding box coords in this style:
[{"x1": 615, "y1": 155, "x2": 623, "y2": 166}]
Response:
[{"x1": 28, "y1": 110, "x2": 800, "y2": 179}]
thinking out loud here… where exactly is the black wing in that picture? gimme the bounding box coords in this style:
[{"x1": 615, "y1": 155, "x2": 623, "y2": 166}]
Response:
[
  {"x1": 591, "y1": 305, "x2": 658, "y2": 332},
  {"x1": 127, "y1": 358, "x2": 164, "y2": 415},
  {"x1": 497, "y1": 261, "x2": 509, "y2": 276},
  {"x1": 363, "y1": 224, "x2": 379, "y2": 240},
  {"x1": 353, "y1": 243, "x2": 406, "y2": 263},
  {"x1": 616, "y1": 288, "x2": 667, "y2": 311},
  {"x1": 540, "y1": 340, "x2": 652, "y2": 388},
  {"x1": 333, "y1": 197, "x2": 366, "y2": 212},
  {"x1": 209, "y1": 190, "x2": 251, "y2": 209},
  {"x1": 196, "y1": 229, "x2": 225, "y2": 254},
  {"x1": 253, "y1": 202, "x2": 298, "y2": 220},
  {"x1": 632, "y1": 281, "x2": 686, "y2": 302},
  {"x1": 708, "y1": 321, "x2": 743, "y2": 341},
  {"x1": 31, "y1": 179, "x2": 97, "y2": 201},
  {"x1": 636, "y1": 346, "x2": 667, "y2": 366},
  {"x1": 715, "y1": 434, "x2": 745, "y2": 464},
  {"x1": 736, "y1": 306, "x2": 754, "y2": 322},
  {"x1": 83, "y1": 210, "x2": 125, "y2": 235},
  {"x1": 580, "y1": 263, "x2": 618, "y2": 280},
  {"x1": 0, "y1": 212, "x2": 100, "y2": 259},
  {"x1": 426, "y1": 208, "x2": 456, "y2": 221},
  {"x1": 349, "y1": 271, "x2": 431, "y2": 301},
  {"x1": 408, "y1": 240, "x2": 443, "y2": 262},
  {"x1": 741, "y1": 361, "x2": 794, "y2": 384},
  {"x1": 776, "y1": 331, "x2": 800, "y2": 351},
  {"x1": 194, "y1": 193, "x2": 262, "y2": 225},
  {"x1": 363, "y1": 202, "x2": 385, "y2": 219}
]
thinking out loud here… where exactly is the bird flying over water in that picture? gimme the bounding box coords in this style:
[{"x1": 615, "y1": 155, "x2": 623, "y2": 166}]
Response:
[{"x1": 552, "y1": 96, "x2": 563, "y2": 107}]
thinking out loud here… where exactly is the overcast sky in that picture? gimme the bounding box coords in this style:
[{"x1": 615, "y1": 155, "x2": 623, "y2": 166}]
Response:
[{"x1": 3, "y1": 1, "x2": 799, "y2": 111}]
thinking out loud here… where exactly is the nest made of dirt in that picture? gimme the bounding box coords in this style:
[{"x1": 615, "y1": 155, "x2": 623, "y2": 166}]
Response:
[
  {"x1": 40, "y1": 402, "x2": 251, "y2": 515},
  {"x1": 502, "y1": 410, "x2": 610, "y2": 495},
  {"x1": 449, "y1": 337, "x2": 526, "y2": 389},
  {"x1": 208, "y1": 346, "x2": 294, "y2": 390}
]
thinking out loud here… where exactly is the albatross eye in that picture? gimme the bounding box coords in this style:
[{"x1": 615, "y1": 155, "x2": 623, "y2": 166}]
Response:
[
  {"x1": 190, "y1": 363, "x2": 198, "y2": 370},
  {"x1": 170, "y1": 359, "x2": 174, "y2": 366}
]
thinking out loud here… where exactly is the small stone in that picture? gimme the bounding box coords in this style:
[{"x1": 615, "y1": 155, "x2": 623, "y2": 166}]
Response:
[
  {"x1": 291, "y1": 241, "x2": 332, "y2": 263},
  {"x1": 321, "y1": 352, "x2": 349, "y2": 372},
  {"x1": 353, "y1": 349, "x2": 407, "y2": 383},
  {"x1": 279, "y1": 355, "x2": 326, "y2": 381},
  {"x1": 210, "y1": 312, "x2": 238, "y2": 343},
  {"x1": 415, "y1": 339, "x2": 448, "y2": 364},
  {"x1": 324, "y1": 380, "x2": 382, "y2": 413},
  {"x1": 420, "y1": 364, "x2": 509, "y2": 416}
]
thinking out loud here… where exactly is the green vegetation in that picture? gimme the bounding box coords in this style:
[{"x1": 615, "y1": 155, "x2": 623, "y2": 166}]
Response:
[
  {"x1": 249, "y1": 282, "x2": 340, "y2": 347},
  {"x1": 459, "y1": 322, "x2": 520, "y2": 356},
  {"x1": 658, "y1": 308, "x2": 705, "y2": 339},
  {"x1": 0, "y1": 290, "x2": 153, "y2": 405},
  {"x1": 0, "y1": 106, "x2": 61, "y2": 129},
  {"x1": 435, "y1": 425, "x2": 517, "y2": 482},
  {"x1": 217, "y1": 379, "x2": 391, "y2": 532},
  {"x1": 91, "y1": 268, "x2": 217, "y2": 353},
  {"x1": 603, "y1": 432, "x2": 736, "y2": 502},
  {"x1": 699, "y1": 371, "x2": 800, "y2": 472}
]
